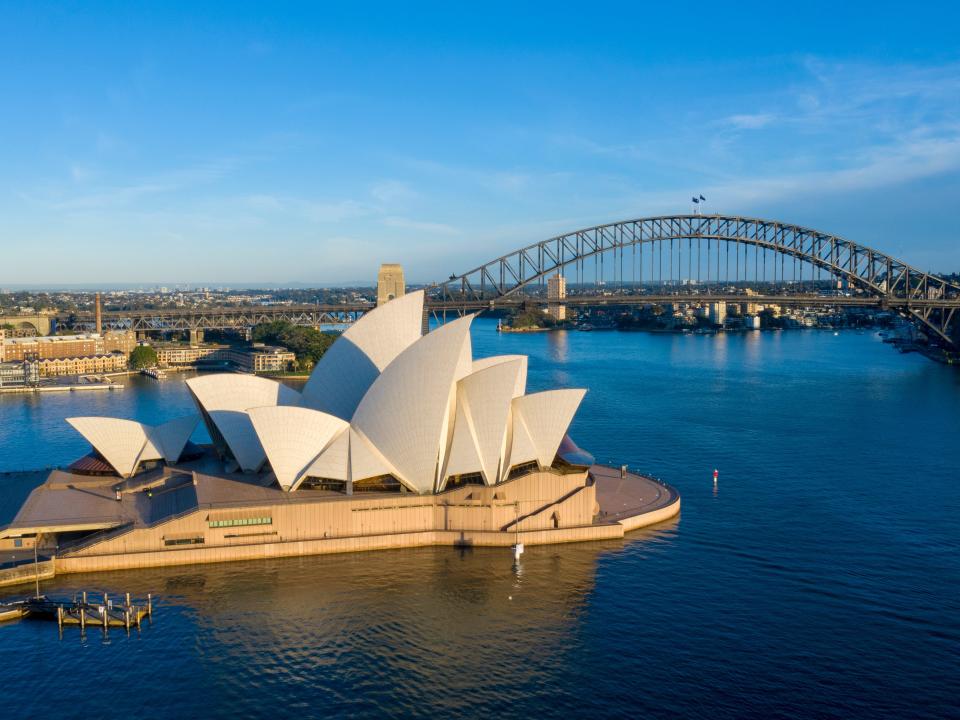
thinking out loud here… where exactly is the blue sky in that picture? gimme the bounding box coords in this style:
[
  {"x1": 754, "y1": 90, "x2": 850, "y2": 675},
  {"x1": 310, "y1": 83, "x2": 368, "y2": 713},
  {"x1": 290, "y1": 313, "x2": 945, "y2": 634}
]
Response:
[{"x1": 1, "y1": 1, "x2": 959, "y2": 285}]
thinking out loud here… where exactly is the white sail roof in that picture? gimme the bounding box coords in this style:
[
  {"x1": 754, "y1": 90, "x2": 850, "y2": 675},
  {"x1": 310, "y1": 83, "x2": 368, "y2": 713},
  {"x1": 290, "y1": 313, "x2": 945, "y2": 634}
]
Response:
[
  {"x1": 301, "y1": 290, "x2": 424, "y2": 420},
  {"x1": 66, "y1": 414, "x2": 199, "y2": 478},
  {"x1": 349, "y1": 428, "x2": 398, "y2": 485},
  {"x1": 443, "y1": 358, "x2": 523, "y2": 486},
  {"x1": 67, "y1": 417, "x2": 155, "y2": 478},
  {"x1": 471, "y1": 355, "x2": 528, "y2": 397},
  {"x1": 509, "y1": 389, "x2": 587, "y2": 470},
  {"x1": 186, "y1": 374, "x2": 300, "y2": 472},
  {"x1": 505, "y1": 409, "x2": 539, "y2": 478},
  {"x1": 248, "y1": 406, "x2": 348, "y2": 491},
  {"x1": 441, "y1": 394, "x2": 484, "y2": 483},
  {"x1": 152, "y1": 415, "x2": 200, "y2": 463},
  {"x1": 351, "y1": 314, "x2": 474, "y2": 494},
  {"x1": 302, "y1": 427, "x2": 350, "y2": 485}
]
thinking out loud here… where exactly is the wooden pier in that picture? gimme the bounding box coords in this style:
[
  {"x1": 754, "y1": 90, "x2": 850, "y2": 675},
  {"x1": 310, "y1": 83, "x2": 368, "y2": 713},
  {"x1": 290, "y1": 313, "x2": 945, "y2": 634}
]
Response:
[{"x1": 0, "y1": 591, "x2": 153, "y2": 631}]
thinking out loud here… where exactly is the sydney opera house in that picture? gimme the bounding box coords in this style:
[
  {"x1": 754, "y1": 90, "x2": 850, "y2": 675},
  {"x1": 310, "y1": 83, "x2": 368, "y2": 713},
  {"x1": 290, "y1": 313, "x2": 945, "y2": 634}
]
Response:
[{"x1": 1, "y1": 292, "x2": 679, "y2": 578}]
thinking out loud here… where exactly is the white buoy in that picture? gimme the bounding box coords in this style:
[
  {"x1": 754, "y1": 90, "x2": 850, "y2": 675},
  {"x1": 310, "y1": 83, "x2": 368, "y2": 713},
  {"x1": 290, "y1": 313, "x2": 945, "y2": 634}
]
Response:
[{"x1": 512, "y1": 542, "x2": 524, "y2": 560}]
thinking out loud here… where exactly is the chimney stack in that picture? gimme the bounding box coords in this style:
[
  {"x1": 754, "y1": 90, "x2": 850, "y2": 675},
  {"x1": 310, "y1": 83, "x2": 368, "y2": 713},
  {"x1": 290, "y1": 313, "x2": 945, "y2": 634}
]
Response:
[{"x1": 95, "y1": 292, "x2": 103, "y2": 335}]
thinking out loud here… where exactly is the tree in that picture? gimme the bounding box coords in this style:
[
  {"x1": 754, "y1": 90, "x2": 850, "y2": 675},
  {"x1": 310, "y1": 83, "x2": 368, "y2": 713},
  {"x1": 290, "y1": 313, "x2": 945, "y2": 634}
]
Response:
[
  {"x1": 251, "y1": 321, "x2": 339, "y2": 368},
  {"x1": 129, "y1": 345, "x2": 158, "y2": 370},
  {"x1": 508, "y1": 309, "x2": 556, "y2": 329}
]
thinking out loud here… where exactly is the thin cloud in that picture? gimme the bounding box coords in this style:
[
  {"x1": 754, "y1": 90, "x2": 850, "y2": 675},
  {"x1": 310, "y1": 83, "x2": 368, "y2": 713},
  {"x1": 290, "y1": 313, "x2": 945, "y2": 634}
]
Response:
[
  {"x1": 724, "y1": 113, "x2": 775, "y2": 130},
  {"x1": 383, "y1": 216, "x2": 460, "y2": 234}
]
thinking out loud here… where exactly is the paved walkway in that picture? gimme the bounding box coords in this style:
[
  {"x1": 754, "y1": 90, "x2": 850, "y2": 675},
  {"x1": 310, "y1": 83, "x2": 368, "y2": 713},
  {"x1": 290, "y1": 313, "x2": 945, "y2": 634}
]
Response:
[{"x1": 591, "y1": 465, "x2": 680, "y2": 524}]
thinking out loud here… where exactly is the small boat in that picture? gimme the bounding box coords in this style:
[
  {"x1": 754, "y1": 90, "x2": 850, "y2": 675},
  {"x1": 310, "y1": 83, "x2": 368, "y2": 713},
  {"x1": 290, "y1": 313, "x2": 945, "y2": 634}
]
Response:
[
  {"x1": 141, "y1": 367, "x2": 167, "y2": 380},
  {"x1": 0, "y1": 600, "x2": 29, "y2": 623}
]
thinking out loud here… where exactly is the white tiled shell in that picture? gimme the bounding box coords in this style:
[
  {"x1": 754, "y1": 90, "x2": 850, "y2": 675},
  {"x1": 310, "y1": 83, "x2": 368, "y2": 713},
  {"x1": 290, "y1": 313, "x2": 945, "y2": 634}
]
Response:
[
  {"x1": 508, "y1": 389, "x2": 587, "y2": 471},
  {"x1": 504, "y1": 409, "x2": 539, "y2": 478},
  {"x1": 302, "y1": 427, "x2": 350, "y2": 485},
  {"x1": 248, "y1": 406, "x2": 348, "y2": 490},
  {"x1": 66, "y1": 417, "x2": 158, "y2": 478},
  {"x1": 351, "y1": 314, "x2": 473, "y2": 494},
  {"x1": 440, "y1": 394, "x2": 483, "y2": 484},
  {"x1": 471, "y1": 354, "x2": 528, "y2": 397},
  {"x1": 348, "y1": 428, "x2": 398, "y2": 485},
  {"x1": 300, "y1": 290, "x2": 424, "y2": 420},
  {"x1": 151, "y1": 415, "x2": 200, "y2": 463},
  {"x1": 67, "y1": 415, "x2": 199, "y2": 477},
  {"x1": 186, "y1": 374, "x2": 301, "y2": 472},
  {"x1": 443, "y1": 358, "x2": 523, "y2": 486}
]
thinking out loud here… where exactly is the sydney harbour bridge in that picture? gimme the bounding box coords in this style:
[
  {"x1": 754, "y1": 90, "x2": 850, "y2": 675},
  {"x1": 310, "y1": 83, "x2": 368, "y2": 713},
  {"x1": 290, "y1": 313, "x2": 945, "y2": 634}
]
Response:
[{"x1": 62, "y1": 215, "x2": 960, "y2": 347}]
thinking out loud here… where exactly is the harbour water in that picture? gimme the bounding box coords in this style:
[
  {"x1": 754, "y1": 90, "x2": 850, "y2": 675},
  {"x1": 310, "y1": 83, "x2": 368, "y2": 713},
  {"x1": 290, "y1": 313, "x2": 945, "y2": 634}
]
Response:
[{"x1": 1, "y1": 320, "x2": 959, "y2": 718}]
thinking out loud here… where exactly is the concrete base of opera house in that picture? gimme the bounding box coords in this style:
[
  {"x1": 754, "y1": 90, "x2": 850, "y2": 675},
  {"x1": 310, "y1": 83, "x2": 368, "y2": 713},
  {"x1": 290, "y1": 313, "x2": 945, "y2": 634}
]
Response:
[{"x1": 0, "y1": 458, "x2": 680, "y2": 584}]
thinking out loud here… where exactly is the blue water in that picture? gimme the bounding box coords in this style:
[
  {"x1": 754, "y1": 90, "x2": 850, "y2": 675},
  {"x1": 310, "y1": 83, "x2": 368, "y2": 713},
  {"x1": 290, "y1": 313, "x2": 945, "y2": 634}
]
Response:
[{"x1": 1, "y1": 320, "x2": 959, "y2": 719}]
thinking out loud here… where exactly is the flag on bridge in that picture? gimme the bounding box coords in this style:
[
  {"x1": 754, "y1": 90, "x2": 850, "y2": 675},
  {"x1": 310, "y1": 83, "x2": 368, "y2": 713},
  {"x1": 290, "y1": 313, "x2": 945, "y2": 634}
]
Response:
[{"x1": 691, "y1": 197, "x2": 699, "y2": 204}]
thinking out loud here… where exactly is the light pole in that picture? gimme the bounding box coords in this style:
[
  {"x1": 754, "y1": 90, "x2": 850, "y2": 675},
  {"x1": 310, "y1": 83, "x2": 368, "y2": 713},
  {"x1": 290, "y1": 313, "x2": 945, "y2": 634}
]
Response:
[{"x1": 33, "y1": 539, "x2": 40, "y2": 599}]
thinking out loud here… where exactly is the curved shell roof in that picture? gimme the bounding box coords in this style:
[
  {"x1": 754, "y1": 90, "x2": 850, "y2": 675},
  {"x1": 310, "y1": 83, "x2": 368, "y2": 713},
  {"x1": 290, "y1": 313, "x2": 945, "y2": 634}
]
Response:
[
  {"x1": 63, "y1": 291, "x2": 589, "y2": 495},
  {"x1": 471, "y1": 355, "x2": 528, "y2": 398},
  {"x1": 351, "y1": 314, "x2": 474, "y2": 494},
  {"x1": 67, "y1": 417, "x2": 155, "y2": 478},
  {"x1": 153, "y1": 415, "x2": 200, "y2": 463},
  {"x1": 348, "y1": 428, "x2": 398, "y2": 485},
  {"x1": 303, "y1": 427, "x2": 350, "y2": 485},
  {"x1": 67, "y1": 415, "x2": 198, "y2": 477},
  {"x1": 186, "y1": 374, "x2": 301, "y2": 472},
  {"x1": 508, "y1": 389, "x2": 587, "y2": 471},
  {"x1": 248, "y1": 406, "x2": 348, "y2": 490},
  {"x1": 442, "y1": 358, "x2": 523, "y2": 486},
  {"x1": 301, "y1": 290, "x2": 424, "y2": 420}
]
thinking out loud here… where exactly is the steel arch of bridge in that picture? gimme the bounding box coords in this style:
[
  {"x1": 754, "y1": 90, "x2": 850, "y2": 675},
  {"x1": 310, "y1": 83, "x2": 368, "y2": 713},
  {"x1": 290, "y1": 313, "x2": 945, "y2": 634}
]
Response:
[{"x1": 434, "y1": 214, "x2": 960, "y2": 345}]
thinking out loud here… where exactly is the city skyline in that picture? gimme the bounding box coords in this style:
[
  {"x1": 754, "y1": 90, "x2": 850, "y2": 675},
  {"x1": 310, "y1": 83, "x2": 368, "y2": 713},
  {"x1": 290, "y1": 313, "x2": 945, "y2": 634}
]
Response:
[{"x1": 2, "y1": 2, "x2": 960, "y2": 284}]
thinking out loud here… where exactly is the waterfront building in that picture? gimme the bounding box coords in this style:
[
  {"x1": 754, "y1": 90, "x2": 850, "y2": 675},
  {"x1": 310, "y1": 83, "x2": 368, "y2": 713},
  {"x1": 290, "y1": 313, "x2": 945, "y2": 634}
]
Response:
[
  {"x1": 376, "y1": 263, "x2": 406, "y2": 306},
  {"x1": 547, "y1": 273, "x2": 567, "y2": 321},
  {"x1": 0, "y1": 331, "x2": 136, "y2": 363},
  {"x1": 0, "y1": 290, "x2": 683, "y2": 577},
  {"x1": 35, "y1": 353, "x2": 129, "y2": 377},
  {"x1": 0, "y1": 360, "x2": 39, "y2": 387},
  {"x1": 154, "y1": 343, "x2": 295, "y2": 373},
  {"x1": 155, "y1": 344, "x2": 226, "y2": 367},
  {"x1": 218, "y1": 345, "x2": 296, "y2": 373},
  {"x1": 708, "y1": 302, "x2": 727, "y2": 326}
]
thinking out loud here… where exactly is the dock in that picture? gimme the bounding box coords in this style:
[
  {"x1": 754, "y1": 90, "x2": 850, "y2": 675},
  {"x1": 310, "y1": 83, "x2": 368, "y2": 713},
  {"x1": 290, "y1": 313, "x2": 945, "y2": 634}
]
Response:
[
  {"x1": 0, "y1": 383, "x2": 124, "y2": 395},
  {"x1": 0, "y1": 591, "x2": 153, "y2": 631}
]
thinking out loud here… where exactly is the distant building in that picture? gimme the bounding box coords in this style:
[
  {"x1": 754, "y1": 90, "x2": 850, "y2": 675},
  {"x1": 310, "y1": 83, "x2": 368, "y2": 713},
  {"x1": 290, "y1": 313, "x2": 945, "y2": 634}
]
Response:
[
  {"x1": 155, "y1": 344, "x2": 227, "y2": 367},
  {"x1": 221, "y1": 345, "x2": 296, "y2": 374},
  {"x1": 708, "y1": 302, "x2": 727, "y2": 326},
  {"x1": 154, "y1": 343, "x2": 294, "y2": 374},
  {"x1": 36, "y1": 353, "x2": 128, "y2": 377},
  {"x1": 377, "y1": 263, "x2": 406, "y2": 306},
  {"x1": 0, "y1": 360, "x2": 40, "y2": 387},
  {"x1": 0, "y1": 331, "x2": 136, "y2": 363},
  {"x1": 547, "y1": 273, "x2": 567, "y2": 321}
]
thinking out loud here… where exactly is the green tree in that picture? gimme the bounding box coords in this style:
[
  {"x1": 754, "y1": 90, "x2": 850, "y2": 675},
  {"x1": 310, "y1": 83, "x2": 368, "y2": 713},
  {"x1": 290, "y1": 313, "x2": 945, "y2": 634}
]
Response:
[
  {"x1": 251, "y1": 321, "x2": 339, "y2": 368},
  {"x1": 129, "y1": 345, "x2": 158, "y2": 369},
  {"x1": 508, "y1": 309, "x2": 556, "y2": 329}
]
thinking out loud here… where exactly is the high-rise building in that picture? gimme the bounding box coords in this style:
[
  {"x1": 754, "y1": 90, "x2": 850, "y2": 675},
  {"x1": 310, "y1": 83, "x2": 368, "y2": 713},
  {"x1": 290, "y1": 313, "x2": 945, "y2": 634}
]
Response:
[
  {"x1": 547, "y1": 274, "x2": 567, "y2": 321},
  {"x1": 708, "y1": 302, "x2": 727, "y2": 326},
  {"x1": 377, "y1": 263, "x2": 406, "y2": 306}
]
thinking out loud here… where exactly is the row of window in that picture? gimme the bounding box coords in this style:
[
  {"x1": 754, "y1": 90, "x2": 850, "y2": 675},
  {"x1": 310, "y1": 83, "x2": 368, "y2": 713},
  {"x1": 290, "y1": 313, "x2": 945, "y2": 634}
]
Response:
[{"x1": 208, "y1": 517, "x2": 272, "y2": 529}]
